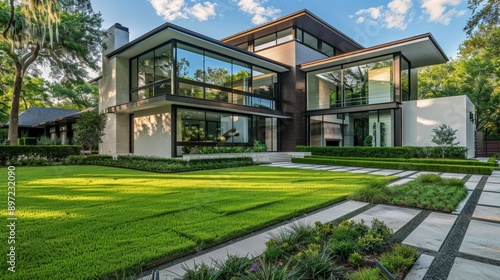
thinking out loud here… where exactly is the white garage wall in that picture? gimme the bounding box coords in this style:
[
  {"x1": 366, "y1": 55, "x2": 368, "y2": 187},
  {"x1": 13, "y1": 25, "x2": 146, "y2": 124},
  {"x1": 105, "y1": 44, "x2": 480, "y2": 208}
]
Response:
[
  {"x1": 133, "y1": 105, "x2": 172, "y2": 158},
  {"x1": 402, "y1": 95, "x2": 475, "y2": 158}
]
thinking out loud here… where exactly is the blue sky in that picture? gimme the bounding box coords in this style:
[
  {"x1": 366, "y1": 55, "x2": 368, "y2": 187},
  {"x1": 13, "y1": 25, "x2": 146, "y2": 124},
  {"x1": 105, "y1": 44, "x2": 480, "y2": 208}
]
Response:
[{"x1": 90, "y1": 0, "x2": 471, "y2": 58}]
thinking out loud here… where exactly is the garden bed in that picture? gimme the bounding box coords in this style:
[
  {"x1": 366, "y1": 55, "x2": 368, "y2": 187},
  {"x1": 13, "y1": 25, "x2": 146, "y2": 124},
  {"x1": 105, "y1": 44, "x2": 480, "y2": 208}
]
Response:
[
  {"x1": 350, "y1": 174, "x2": 469, "y2": 212},
  {"x1": 181, "y1": 219, "x2": 418, "y2": 279}
]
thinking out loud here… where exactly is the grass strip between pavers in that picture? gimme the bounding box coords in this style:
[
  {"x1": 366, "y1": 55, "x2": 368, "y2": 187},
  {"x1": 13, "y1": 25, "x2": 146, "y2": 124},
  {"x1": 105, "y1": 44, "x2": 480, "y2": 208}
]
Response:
[
  {"x1": 0, "y1": 165, "x2": 392, "y2": 279},
  {"x1": 292, "y1": 157, "x2": 493, "y2": 175}
]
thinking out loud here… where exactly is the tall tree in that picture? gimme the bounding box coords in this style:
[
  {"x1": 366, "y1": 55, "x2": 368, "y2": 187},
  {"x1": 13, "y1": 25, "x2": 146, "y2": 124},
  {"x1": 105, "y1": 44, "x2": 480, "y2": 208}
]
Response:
[
  {"x1": 464, "y1": 0, "x2": 500, "y2": 36},
  {"x1": 49, "y1": 82, "x2": 98, "y2": 110},
  {"x1": 0, "y1": 0, "x2": 103, "y2": 144}
]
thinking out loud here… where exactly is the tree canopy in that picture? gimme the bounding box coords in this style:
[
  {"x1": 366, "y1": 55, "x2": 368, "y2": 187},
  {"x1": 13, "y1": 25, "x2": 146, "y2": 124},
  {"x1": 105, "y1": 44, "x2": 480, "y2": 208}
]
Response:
[{"x1": 0, "y1": 0, "x2": 103, "y2": 144}]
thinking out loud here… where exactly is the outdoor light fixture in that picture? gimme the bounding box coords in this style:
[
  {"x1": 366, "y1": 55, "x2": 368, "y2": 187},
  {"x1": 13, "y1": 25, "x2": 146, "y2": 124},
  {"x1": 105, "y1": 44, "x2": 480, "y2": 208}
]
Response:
[{"x1": 469, "y1": 112, "x2": 474, "y2": 123}]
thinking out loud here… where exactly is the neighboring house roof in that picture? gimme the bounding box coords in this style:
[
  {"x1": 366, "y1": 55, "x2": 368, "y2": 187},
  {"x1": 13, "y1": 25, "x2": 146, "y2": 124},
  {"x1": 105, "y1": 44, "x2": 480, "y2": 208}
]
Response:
[
  {"x1": 2, "y1": 107, "x2": 79, "y2": 128},
  {"x1": 32, "y1": 107, "x2": 94, "y2": 128}
]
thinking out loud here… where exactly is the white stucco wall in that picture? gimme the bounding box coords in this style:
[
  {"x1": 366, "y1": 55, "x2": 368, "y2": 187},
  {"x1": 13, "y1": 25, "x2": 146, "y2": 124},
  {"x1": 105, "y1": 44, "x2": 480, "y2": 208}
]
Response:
[
  {"x1": 402, "y1": 95, "x2": 475, "y2": 158},
  {"x1": 133, "y1": 106, "x2": 172, "y2": 158}
]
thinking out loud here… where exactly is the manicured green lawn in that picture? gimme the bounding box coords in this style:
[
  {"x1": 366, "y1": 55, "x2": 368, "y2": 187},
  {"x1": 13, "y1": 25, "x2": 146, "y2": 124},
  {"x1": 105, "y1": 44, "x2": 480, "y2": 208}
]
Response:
[{"x1": 0, "y1": 165, "x2": 391, "y2": 279}]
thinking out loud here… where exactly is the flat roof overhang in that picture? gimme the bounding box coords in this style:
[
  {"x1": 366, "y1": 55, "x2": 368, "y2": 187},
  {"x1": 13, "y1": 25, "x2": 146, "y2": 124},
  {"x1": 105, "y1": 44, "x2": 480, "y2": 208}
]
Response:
[
  {"x1": 107, "y1": 24, "x2": 290, "y2": 73},
  {"x1": 105, "y1": 95, "x2": 293, "y2": 119},
  {"x1": 300, "y1": 33, "x2": 448, "y2": 72},
  {"x1": 221, "y1": 9, "x2": 364, "y2": 52}
]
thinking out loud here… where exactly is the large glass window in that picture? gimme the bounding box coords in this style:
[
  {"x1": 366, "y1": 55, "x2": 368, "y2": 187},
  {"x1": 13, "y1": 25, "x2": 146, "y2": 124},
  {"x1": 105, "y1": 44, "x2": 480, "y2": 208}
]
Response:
[
  {"x1": 253, "y1": 66, "x2": 278, "y2": 97},
  {"x1": 303, "y1": 31, "x2": 318, "y2": 50},
  {"x1": 307, "y1": 67, "x2": 342, "y2": 110},
  {"x1": 401, "y1": 57, "x2": 410, "y2": 101},
  {"x1": 205, "y1": 52, "x2": 232, "y2": 87},
  {"x1": 130, "y1": 44, "x2": 172, "y2": 101},
  {"x1": 295, "y1": 27, "x2": 340, "y2": 57},
  {"x1": 155, "y1": 44, "x2": 172, "y2": 81},
  {"x1": 131, "y1": 42, "x2": 279, "y2": 109},
  {"x1": 309, "y1": 110, "x2": 394, "y2": 147},
  {"x1": 138, "y1": 51, "x2": 154, "y2": 87},
  {"x1": 254, "y1": 28, "x2": 293, "y2": 51},
  {"x1": 307, "y1": 56, "x2": 394, "y2": 110},
  {"x1": 177, "y1": 43, "x2": 204, "y2": 81},
  {"x1": 343, "y1": 57, "x2": 393, "y2": 106},
  {"x1": 233, "y1": 61, "x2": 251, "y2": 92},
  {"x1": 176, "y1": 108, "x2": 277, "y2": 156}
]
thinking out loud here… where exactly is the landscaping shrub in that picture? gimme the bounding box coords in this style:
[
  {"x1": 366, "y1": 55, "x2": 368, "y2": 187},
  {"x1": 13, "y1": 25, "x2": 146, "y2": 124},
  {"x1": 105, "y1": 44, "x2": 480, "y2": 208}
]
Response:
[
  {"x1": 213, "y1": 255, "x2": 252, "y2": 279},
  {"x1": 175, "y1": 218, "x2": 415, "y2": 280},
  {"x1": 64, "y1": 154, "x2": 254, "y2": 173},
  {"x1": 348, "y1": 181, "x2": 393, "y2": 204},
  {"x1": 296, "y1": 145, "x2": 468, "y2": 159},
  {"x1": 391, "y1": 177, "x2": 468, "y2": 212},
  {"x1": 186, "y1": 140, "x2": 268, "y2": 154},
  {"x1": 308, "y1": 156, "x2": 497, "y2": 167},
  {"x1": 379, "y1": 244, "x2": 418, "y2": 277},
  {"x1": 18, "y1": 137, "x2": 37, "y2": 145},
  {"x1": 0, "y1": 145, "x2": 80, "y2": 165},
  {"x1": 292, "y1": 157, "x2": 493, "y2": 175}
]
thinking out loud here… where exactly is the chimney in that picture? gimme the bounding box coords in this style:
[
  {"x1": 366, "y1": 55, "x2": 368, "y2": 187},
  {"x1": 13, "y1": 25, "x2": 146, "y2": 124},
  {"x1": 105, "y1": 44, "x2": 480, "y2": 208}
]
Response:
[{"x1": 103, "y1": 23, "x2": 129, "y2": 55}]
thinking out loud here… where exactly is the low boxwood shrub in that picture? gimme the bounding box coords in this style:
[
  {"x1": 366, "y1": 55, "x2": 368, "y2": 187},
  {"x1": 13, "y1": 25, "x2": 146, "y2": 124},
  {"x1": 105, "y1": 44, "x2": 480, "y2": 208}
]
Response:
[
  {"x1": 64, "y1": 154, "x2": 254, "y2": 173},
  {"x1": 292, "y1": 157, "x2": 493, "y2": 175},
  {"x1": 308, "y1": 156, "x2": 496, "y2": 167},
  {"x1": 0, "y1": 145, "x2": 81, "y2": 166},
  {"x1": 296, "y1": 146, "x2": 468, "y2": 159},
  {"x1": 18, "y1": 137, "x2": 38, "y2": 145}
]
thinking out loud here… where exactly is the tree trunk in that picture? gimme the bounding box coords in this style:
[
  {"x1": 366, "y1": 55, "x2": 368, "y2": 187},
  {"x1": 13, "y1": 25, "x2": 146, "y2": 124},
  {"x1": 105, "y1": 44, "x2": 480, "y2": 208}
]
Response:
[{"x1": 8, "y1": 66, "x2": 23, "y2": 145}]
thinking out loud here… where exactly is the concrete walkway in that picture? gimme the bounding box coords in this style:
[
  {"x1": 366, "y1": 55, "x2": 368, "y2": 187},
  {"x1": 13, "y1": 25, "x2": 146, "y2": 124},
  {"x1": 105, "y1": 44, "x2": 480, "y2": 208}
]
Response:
[{"x1": 140, "y1": 163, "x2": 500, "y2": 280}]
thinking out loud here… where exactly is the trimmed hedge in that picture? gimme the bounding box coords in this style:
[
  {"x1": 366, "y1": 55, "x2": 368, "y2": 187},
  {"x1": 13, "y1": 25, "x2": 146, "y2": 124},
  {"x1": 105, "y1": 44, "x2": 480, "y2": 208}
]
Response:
[
  {"x1": 0, "y1": 145, "x2": 81, "y2": 165},
  {"x1": 64, "y1": 155, "x2": 254, "y2": 173},
  {"x1": 296, "y1": 146, "x2": 469, "y2": 159},
  {"x1": 18, "y1": 137, "x2": 37, "y2": 145},
  {"x1": 292, "y1": 157, "x2": 493, "y2": 175},
  {"x1": 307, "y1": 156, "x2": 497, "y2": 167}
]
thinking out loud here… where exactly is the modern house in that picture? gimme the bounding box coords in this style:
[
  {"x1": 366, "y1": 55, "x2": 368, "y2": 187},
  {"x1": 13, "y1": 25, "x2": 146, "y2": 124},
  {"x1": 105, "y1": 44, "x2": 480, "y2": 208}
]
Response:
[{"x1": 99, "y1": 10, "x2": 475, "y2": 158}]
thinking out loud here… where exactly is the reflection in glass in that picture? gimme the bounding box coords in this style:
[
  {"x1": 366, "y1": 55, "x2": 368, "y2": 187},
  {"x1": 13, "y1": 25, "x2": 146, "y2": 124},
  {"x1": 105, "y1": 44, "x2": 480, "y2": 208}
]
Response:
[
  {"x1": 138, "y1": 51, "x2": 154, "y2": 87},
  {"x1": 206, "y1": 88, "x2": 229, "y2": 102},
  {"x1": 307, "y1": 67, "x2": 341, "y2": 110},
  {"x1": 401, "y1": 57, "x2": 410, "y2": 101},
  {"x1": 254, "y1": 33, "x2": 276, "y2": 51},
  {"x1": 205, "y1": 52, "x2": 232, "y2": 87},
  {"x1": 303, "y1": 31, "x2": 318, "y2": 49},
  {"x1": 276, "y1": 28, "x2": 293, "y2": 44},
  {"x1": 177, "y1": 43, "x2": 204, "y2": 81},
  {"x1": 178, "y1": 82, "x2": 203, "y2": 98},
  {"x1": 155, "y1": 44, "x2": 172, "y2": 81},
  {"x1": 343, "y1": 58, "x2": 393, "y2": 106},
  {"x1": 253, "y1": 66, "x2": 278, "y2": 97},
  {"x1": 233, "y1": 61, "x2": 251, "y2": 92},
  {"x1": 131, "y1": 58, "x2": 138, "y2": 88}
]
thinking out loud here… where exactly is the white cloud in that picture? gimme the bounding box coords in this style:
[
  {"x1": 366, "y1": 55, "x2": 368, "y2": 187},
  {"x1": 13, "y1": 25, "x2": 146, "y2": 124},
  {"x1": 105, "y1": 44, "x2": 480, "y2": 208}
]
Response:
[
  {"x1": 186, "y1": 2, "x2": 217, "y2": 21},
  {"x1": 421, "y1": 0, "x2": 465, "y2": 25},
  {"x1": 149, "y1": 0, "x2": 217, "y2": 21},
  {"x1": 351, "y1": 0, "x2": 413, "y2": 30},
  {"x1": 237, "y1": 0, "x2": 281, "y2": 25}
]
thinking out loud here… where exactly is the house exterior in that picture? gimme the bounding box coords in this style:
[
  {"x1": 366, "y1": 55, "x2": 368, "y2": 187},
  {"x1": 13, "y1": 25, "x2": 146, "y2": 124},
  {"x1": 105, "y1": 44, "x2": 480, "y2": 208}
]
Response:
[
  {"x1": 1, "y1": 107, "x2": 79, "y2": 144},
  {"x1": 99, "y1": 10, "x2": 475, "y2": 158}
]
